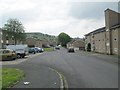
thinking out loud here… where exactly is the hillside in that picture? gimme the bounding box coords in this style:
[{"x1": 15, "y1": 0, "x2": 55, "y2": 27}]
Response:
[{"x1": 26, "y1": 32, "x2": 58, "y2": 44}]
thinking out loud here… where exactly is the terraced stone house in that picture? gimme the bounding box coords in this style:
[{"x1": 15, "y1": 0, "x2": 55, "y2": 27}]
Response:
[
  {"x1": 67, "y1": 38, "x2": 85, "y2": 51},
  {"x1": 85, "y1": 9, "x2": 120, "y2": 56}
]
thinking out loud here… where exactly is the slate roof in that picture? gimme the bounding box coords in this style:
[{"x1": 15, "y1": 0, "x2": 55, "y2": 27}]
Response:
[{"x1": 84, "y1": 27, "x2": 105, "y2": 36}]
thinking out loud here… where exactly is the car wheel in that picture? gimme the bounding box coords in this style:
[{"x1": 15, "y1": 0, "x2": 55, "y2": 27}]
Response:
[
  {"x1": 12, "y1": 58, "x2": 16, "y2": 60},
  {"x1": 22, "y1": 56, "x2": 25, "y2": 58},
  {"x1": 17, "y1": 54, "x2": 21, "y2": 58}
]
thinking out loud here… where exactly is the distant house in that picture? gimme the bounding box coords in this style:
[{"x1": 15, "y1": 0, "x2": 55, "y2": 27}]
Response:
[
  {"x1": 0, "y1": 28, "x2": 23, "y2": 46},
  {"x1": 85, "y1": 9, "x2": 120, "y2": 56},
  {"x1": 67, "y1": 38, "x2": 85, "y2": 51},
  {"x1": 25, "y1": 32, "x2": 57, "y2": 47},
  {"x1": 25, "y1": 37, "x2": 43, "y2": 48},
  {"x1": 41, "y1": 40, "x2": 51, "y2": 48},
  {"x1": 36, "y1": 39, "x2": 43, "y2": 48}
]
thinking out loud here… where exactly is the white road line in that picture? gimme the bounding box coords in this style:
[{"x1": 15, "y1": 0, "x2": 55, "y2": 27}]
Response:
[{"x1": 48, "y1": 67, "x2": 68, "y2": 90}]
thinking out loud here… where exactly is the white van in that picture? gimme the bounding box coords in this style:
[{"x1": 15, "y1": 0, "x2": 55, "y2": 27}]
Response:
[{"x1": 6, "y1": 45, "x2": 29, "y2": 58}]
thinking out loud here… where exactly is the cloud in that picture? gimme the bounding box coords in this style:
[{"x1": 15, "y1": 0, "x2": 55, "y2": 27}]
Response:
[
  {"x1": 51, "y1": 17, "x2": 105, "y2": 37},
  {"x1": 69, "y1": 2, "x2": 118, "y2": 19},
  {"x1": 0, "y1": 0, "x2": 119, "y2": 38},
  {"x1": 1, "y1": 0, "x2": 70, "y2": 24},
  {"x1": 24, "y1": 16, "x2": 105, "y2": 38},
  {"x1": 25, "y1": 19, "x2": 70, "y2": 31},
  {"x1": 1, "y1": 0, "x2": 36, "y2": 12}
]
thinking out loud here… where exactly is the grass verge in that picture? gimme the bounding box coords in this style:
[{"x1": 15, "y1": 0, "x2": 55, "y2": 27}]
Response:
[
  {"x1": 43, "y1": 48, "x2": 54, "y2": 52},
  {"x1": 2, "y1": 68, "x2": 25, "y2": 90}
]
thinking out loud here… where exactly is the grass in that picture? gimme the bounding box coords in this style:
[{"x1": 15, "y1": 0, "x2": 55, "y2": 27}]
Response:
[
  {"x1": 2, "y1": 68, "x2": 25, "y2": 90},
  {"x1": 43, "y1": 47, "x2": 54, "y2": 52}
]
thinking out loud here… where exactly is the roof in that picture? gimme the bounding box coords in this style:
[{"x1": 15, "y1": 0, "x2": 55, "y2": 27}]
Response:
[
  {"x1": 105, "y1": 8, "x2": 120, "y2": 15},
  {"x1": 85, "y1": 9, "x2": 120, "y2": 36},
  {"x1": 84, "y1": 27, "x2": 105, "y2": 36},
  {"x1": 67, "y1": 40, "x2": 75, "y2": 44},
  {"x1": 67, "y1": 39, "x2": 85, "y2": 44},
  {"x1": 84, "y1": 24, "x2": 120, "y2": 36}
]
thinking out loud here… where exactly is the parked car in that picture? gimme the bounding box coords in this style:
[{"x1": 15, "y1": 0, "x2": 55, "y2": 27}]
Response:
[
  {"x1": 55, "y1": 46, "x2": 60, "y2": 50},
  {"x1": 34, "y1": 47, "x2": 44, "y2": 53},
  {"x1": 6, "y1": 45, "x2": 29, "y2": 58},
  {"x1": 0, "y1": 49, "x2": 17, "y2": 61},
  {"x1": 68, "y1": 47, "x2": 75, "y2": 53},
  {"x1": 29, "y1": 48, "x2": 37, "y2": 54}
]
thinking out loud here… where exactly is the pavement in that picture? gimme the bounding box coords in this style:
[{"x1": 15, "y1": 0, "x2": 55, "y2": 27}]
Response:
[
  {"x1": 11, "y1": 66, "x2": 61, "y2": 88},
  {"x1": 1, "y1": 53, "x2": 43, "y2": 65},
  {"x1": 2, "y1": 52, "x2": 66, "y2": 89},
  {"x1": 76, "y1": 50, "x2": 119, "y2": 64}
]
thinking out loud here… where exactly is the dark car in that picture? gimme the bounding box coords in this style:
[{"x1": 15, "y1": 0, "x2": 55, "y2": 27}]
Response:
[
  {"x1": 68, "y1": 47, "x2": 75, "y2": 53},
  {"x1": 29, "y1": 48, "x2": 36, "y2": 54},
  {"x1": 34, "y1": 47, "x2": 44, "y2": 53}
]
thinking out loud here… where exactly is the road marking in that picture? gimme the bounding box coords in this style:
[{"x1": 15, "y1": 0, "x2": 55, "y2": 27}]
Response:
[{"x1": 48, "y1": 67, "x2": 68, "y2": 90}]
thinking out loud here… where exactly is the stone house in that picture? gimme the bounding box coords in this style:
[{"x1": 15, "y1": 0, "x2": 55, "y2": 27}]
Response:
[
  {"x1": 24, "y1": 37, "x2": 43, "y2": 48},
  {"x1": 0, "y1": 29, "x2": 23, "y2": 46},
  {"x1": 67, "y1": 38, "x2": 85, "y2": 51},
  {"x1": 85, "y1": 9, "x2": 120, "y2": 56}
]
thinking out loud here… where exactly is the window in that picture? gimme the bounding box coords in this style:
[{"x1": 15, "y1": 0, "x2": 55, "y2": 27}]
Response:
[
  {"x1": 3, "y1": 50, "x2": 10, "y2": 54},
  {"x1": 114, "y1": 38, "x2": 117, "y2": 41}
]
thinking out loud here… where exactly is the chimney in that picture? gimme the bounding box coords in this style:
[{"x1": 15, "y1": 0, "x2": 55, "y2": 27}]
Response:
[
  {"x1": 105, "y1": 8, "x2": 120, "y2": 55},
  {"x1": 105, "y1": 8, "x2": 120, "y2": 31}
]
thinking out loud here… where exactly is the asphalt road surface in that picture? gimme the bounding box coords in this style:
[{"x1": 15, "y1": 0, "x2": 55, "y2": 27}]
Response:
[
  {"x1": 3, "y1": 47, "x2": 118, "y2": 88},
  {"x1": 32, "y1": 47, "x2": 118, "y2": 88}
]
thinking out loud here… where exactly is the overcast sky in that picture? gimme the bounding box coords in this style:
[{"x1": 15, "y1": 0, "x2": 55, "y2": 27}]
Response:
[{"x1": 0, "y1": 0, "x2": 119, "y2": 38}]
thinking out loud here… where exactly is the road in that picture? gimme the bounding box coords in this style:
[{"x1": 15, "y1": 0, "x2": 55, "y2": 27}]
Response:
[{"x1": 3, "y1": 48, "x2": 118, "y2": 88}]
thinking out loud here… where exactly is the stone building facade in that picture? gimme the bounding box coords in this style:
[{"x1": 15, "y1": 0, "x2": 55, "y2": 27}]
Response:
[
  {"x1": 24, "y1": 37, "x2": 43, "y2": 48},
  {"x1": 67, "y1": 38, "x2": 85, "y2": 51},
  {"x1": 85, "y1": 9, "x2": 120, "y2": 56}
]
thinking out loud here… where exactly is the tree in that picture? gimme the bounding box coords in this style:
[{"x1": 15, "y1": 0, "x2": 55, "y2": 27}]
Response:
[
  {"x1": 58, "y1": 32, "x2": 72, "y2": 47},
  {"x1": 2, "y1": 18, "x2": 26, "y2": 44}
]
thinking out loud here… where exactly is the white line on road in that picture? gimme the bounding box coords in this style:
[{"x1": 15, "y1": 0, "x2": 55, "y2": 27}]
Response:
[{"x1": 48, "y1": 67, "x2": 68, "y2": 90}]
